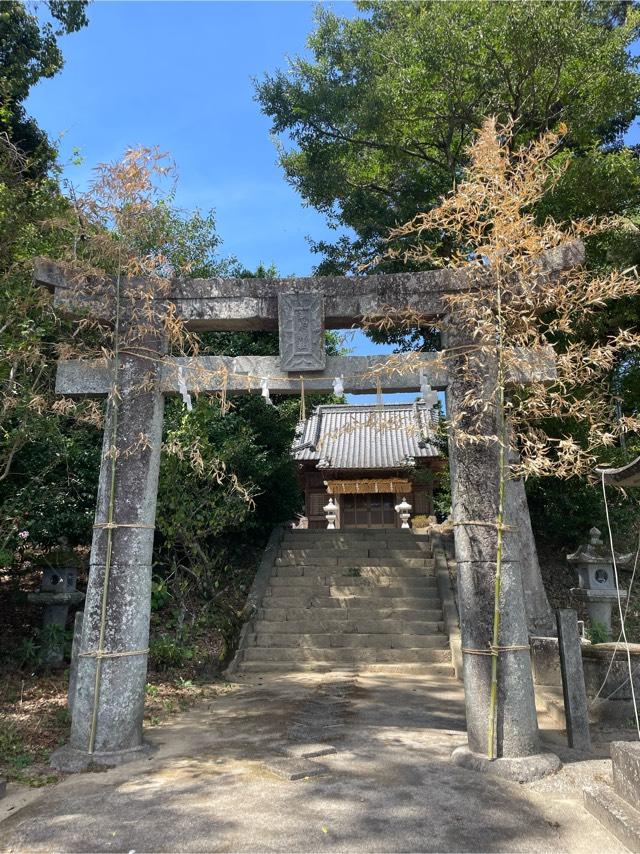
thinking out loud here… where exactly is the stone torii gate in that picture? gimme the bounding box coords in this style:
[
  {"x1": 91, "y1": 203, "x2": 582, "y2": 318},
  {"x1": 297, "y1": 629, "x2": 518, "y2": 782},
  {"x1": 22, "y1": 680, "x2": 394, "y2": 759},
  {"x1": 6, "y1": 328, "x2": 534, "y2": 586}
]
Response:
[{"x1": 36, "y1": 243, "x2": 581, "y2": 777}]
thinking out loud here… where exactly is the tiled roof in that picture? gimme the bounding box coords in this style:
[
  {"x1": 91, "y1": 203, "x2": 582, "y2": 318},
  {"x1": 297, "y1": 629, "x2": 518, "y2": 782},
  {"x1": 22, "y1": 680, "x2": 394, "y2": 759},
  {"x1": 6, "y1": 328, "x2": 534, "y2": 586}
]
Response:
[{"x1": 292, "y1": 402, "x2": 441, "y2": 470}]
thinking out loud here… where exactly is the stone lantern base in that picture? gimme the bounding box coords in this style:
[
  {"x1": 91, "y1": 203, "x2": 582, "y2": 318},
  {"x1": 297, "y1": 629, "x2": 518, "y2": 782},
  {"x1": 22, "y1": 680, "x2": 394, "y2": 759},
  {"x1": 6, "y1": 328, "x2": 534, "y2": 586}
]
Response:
[{"x1": 571, "y1": 587, "x2": 626, "y2": 639}]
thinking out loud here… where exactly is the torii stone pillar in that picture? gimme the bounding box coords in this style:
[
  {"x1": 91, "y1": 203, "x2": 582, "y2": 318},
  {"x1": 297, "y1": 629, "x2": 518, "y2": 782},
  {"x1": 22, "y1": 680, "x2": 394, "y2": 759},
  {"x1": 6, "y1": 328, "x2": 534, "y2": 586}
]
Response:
[
  {"x1": 444, "y1": 326, "x2": 559, "y2": 780},
  {"x1": 52, "y1": 326, "x2": 165, "y2": 770}
]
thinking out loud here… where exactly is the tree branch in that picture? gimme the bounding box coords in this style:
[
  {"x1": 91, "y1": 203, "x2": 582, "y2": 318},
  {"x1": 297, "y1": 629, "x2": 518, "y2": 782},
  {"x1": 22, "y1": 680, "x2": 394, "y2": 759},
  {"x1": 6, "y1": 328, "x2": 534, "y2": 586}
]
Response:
[{"x1": 0, "y1": 437, "x2": 24, "y2": 483}]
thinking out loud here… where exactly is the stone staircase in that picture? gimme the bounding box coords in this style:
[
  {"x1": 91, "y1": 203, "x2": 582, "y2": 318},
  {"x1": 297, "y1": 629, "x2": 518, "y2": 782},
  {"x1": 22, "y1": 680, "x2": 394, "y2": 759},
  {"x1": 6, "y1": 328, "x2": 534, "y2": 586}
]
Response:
[
  {"x1": 585, "y1": 741, "x2": 640, "y2": 850},
  {"x1": 236, "y1": 528, "x2": 454, "y2": 676}
]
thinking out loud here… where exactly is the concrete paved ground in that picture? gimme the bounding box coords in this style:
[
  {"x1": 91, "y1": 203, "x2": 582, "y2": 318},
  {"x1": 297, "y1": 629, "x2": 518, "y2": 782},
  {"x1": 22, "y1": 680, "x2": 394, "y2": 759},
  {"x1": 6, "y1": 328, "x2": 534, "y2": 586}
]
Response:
[{"x1": 0, "y1": 671, "x2": 624, "y2": 852}]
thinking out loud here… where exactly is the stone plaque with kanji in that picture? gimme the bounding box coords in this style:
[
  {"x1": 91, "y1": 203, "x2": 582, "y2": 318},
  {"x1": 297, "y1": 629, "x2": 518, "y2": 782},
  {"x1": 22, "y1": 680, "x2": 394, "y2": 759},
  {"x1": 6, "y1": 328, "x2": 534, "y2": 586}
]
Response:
[{"x1": 278, "y1": 292, "x2": 325, "y2": 371}]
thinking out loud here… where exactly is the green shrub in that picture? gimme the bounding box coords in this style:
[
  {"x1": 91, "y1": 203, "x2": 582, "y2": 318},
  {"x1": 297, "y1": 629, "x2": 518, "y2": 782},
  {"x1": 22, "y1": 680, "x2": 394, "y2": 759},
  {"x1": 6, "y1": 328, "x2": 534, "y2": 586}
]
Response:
[
  {"x1": 586, "y1": 620, "x2": 610, "y2": 645},
  {"x1": 149, "y1": 636, "x2": 195, "y2": 671}
]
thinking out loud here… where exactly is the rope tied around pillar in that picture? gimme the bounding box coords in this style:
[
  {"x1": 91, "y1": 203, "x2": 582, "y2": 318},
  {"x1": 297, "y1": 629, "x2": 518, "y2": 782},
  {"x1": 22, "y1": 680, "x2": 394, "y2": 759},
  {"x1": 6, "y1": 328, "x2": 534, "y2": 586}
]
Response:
[
  {"x1": 93, "y1": 522, "x2": 156, "y2": 530},
  {"x1": 461, "y1": 644, "x2": 531, "y2": 656},
  {"x1": 453, "y1": 520, "x2": 517, "y2": 532},
  {"x1": 79, "y1": 648, "x2": 149, "y2": 659}
]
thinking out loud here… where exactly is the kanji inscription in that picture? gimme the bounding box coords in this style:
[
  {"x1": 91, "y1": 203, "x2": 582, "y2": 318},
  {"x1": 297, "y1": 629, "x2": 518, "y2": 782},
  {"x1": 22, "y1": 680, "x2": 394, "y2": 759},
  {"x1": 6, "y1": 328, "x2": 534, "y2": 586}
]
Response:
[{"x1": 278, "y1": 292, "x2": 325, "y2": 371}]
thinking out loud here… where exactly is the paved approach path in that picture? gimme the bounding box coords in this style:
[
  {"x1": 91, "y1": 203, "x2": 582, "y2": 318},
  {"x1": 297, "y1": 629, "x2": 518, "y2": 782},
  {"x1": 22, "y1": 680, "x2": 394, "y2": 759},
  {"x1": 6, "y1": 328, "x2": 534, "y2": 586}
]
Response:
[{"x1": 0, "y1": 671, "x2": 623, "y2": 853}]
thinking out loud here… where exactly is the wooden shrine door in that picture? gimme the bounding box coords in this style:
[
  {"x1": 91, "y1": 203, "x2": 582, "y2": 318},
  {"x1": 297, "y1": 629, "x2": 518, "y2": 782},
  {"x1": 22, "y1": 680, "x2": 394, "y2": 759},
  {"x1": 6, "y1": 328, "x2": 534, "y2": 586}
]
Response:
[{"x1": 341, "y1": 493, "x2": 397, "y2": 528}]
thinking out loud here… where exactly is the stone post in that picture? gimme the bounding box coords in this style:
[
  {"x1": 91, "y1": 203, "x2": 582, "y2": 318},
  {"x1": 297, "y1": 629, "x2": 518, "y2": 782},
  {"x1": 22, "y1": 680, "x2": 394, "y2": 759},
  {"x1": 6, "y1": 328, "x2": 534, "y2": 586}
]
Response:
[
  {"x1": 68, "y1": 611, "x2": 84, "y2": 714},
  {"x1": 556, "y1": 609, "x2": 591, "y2": 752},
  {"x1": 505, "y1": 463, "x2": 555, "y2": 636},
  {"x1": 51, "y1": 327, "x2": 165, "y2": 771},
  {"x1": 444, "y1": 325, "x2": 559, "y2": 781}
]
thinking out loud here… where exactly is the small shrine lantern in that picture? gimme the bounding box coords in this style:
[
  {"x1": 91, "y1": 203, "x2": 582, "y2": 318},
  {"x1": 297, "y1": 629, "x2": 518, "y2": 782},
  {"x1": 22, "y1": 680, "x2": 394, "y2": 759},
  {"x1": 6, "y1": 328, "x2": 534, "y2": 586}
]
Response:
[
  {"x1": 395, "y1": 498, "x2": 412, "y2": 529},
  {"x1": 27, "y1": 541, "x2": 85, "y2": 667},
  {"x1": 323, "y1": 497, "x2": 338, "y2": 530},
  {"x1": 568, "y1": 526, "x2": 632, "y2": 640}
]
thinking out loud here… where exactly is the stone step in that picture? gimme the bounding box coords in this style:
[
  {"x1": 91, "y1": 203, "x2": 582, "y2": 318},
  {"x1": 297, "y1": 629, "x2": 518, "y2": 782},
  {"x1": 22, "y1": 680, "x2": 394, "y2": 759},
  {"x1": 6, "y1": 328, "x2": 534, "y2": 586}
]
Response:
[
  {"x1": 279, "y1": 544, "x2": 430, "y2": 553},
  {"x1": 278, "y1": 548, "x2": 430, "y2": 560},
  {"x1": 236, "y1": 526, "x2": 452, "y2": 678},
  {"x1": 264, "y1": 596, "x2": 443, "y2": 610},
  {"x1": 249, "y1": 632, "x2": 448, "y2": 649},
  {"x1": 242, "y1": 647, "x2": 451, "y2": 664},
  {"x1": 368, "y1": 548, "x2": 431, "y2": 557},
  {"x1": 262, "y1": 595, "x2": 442, "y2": 609},
  {"x1": 281, "y1": 537, "x2": 430, "y2": 548},
  {"x1": 584, "y1": 784, "x2": 640, "y2": 852},
  {"x1": 611, "y1": 742, "x2": 640, "y2": 809},
  {"x1": 237, "y1": 661, "x2": 455, "y2": 677},
  {"x1": 283, "y1": 529, "x2": 427, "y2": 537},
  {"x1": 275, "y1": 556, "x2": 432, "y2": 568},
  {"x1": 274, "y1": 565, "x2": 435, "y2": 579},
  {"x1": 267, "y1": 588, "x2": 440, "y2": 602},
  {"x1": 257, "y1": 607, "x2": 445, "y2": 622},
  {"x1": 253, "y1": 618, "x2": 444, "y2": 634},
  {"x1": 268, "y1": 576, "x2": 437, "y2": 590},
  {"x1": 281, "y1": 540, "x2": 366, "y2": 550}
]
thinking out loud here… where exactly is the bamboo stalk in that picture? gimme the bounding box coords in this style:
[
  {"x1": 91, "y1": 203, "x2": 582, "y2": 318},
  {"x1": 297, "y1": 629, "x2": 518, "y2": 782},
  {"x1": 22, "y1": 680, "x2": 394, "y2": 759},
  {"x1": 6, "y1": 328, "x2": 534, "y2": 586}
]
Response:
[
  {"x1": 487, "y1": 270, "x2": 507, "y2": 760},
  {"x1": 88, "y1": 250, "x2": 122, "y2": 755}
]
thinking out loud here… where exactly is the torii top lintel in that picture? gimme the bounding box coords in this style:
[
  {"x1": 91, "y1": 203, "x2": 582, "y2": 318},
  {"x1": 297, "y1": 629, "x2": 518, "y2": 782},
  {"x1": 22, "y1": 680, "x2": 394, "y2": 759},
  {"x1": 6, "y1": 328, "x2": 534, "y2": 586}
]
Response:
[{"x1": 34, "y1": 240, "x2": 583, "y2": 333}]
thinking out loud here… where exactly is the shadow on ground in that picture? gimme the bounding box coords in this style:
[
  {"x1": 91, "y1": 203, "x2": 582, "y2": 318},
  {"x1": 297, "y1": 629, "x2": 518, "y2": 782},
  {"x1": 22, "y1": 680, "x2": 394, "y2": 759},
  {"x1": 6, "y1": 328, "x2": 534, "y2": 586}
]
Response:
[{"x1": 0, "y1": 671, "x2": 624, "y2": 852}]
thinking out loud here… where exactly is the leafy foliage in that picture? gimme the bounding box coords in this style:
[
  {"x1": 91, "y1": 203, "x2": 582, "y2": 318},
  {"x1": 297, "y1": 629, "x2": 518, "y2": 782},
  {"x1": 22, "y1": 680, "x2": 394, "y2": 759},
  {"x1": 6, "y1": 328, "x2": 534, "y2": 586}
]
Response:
[
  {"x1": 0, "y1": 1, "x2": 89, "y2": 175},
  {"x1": 385, "y1": 119, "x2": 640, "y2": 477},
  {"x1": 258, "y1": 1, "x2": 640, "y2": 548},
  {"x1": 586, "y1": 619, "x2": 610, "y2": 645},
  {"x1": 257, "y1": 1, "x2": 640, "y2": 275},
  {"x1": 2, "y1": 424, "x2": 100, "y2": 548},
  {"x1": 0, "y1": 135, "x2": 91, "y2": 554},
  {"x1": 0, "y1": 1, "x2": 91, "y2": 556},
  {"x1": 156, "y1": 389, "x2": 303, "y2": 601},
  {"x1": 527, "y1": 472, "x2": 639, "y2": 550}
]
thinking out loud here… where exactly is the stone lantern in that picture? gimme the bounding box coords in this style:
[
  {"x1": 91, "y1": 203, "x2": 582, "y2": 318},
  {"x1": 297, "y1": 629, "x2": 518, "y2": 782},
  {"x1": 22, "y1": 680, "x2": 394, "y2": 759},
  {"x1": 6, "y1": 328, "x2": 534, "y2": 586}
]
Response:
[
  {"x1": 323, "y1": 497, "x2": 338, "y2": 530},
  {"x1": 568, "y1": 526, "x2": 632, "y2": 640},
  {"x1": 395, "y1": 497, "x2": 412, "y2": 529},
  {"x1": 28, "y1": 566, "x2": 85, "y2": 666}
]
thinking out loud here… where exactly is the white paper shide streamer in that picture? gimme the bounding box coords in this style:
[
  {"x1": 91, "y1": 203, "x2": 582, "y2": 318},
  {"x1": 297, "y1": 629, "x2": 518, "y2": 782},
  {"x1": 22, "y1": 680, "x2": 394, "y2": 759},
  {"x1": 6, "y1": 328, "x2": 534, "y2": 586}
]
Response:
[
  {"x1": 420, "y1": 371, "x2": 438, "y2": 408},
  {"x1": 261, "y1": 377, "x2": 274, "y2": 406},
  {"x1": 177, "y1": 365, "x2": 193, "y2": 412}
]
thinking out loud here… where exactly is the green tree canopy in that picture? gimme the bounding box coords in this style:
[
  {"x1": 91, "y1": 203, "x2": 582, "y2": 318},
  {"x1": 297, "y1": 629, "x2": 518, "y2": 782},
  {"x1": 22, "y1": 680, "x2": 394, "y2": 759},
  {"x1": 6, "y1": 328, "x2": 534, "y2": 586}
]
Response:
[
  {"x1": 0, "y1": 0, "x2": 88, "y2": 173},
  {"x1": 256, "y1": 0, "x2": 640, "y2": 274}
]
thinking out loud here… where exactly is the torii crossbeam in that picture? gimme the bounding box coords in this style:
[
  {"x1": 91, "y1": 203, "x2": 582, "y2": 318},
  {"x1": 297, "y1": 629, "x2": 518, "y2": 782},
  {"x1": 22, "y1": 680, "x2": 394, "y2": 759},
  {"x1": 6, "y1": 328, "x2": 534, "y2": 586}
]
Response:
[
  {"x1": 36, "y1": 242, "x2": 583, "y2": 778},
  {"x1": 54, "y1": 351, "x2": 555, "y2": 397},
  {"x1": 37, "y1": 239, "x2": 583, "y2": 330}
]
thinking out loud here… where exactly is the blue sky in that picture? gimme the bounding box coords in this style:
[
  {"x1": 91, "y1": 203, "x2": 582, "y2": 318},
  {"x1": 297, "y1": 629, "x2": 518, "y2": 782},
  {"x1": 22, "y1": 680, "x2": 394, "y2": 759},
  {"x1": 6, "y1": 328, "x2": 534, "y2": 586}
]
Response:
[
  {"x1": 27, "y1": 1, "x2": 357, "y2": 278},
  {"x1": 25, "y1": 0, "x2": 401, "y2": 402},
  {"x1": 25, "y1": 3, "x2": 639, "y2": 405}
]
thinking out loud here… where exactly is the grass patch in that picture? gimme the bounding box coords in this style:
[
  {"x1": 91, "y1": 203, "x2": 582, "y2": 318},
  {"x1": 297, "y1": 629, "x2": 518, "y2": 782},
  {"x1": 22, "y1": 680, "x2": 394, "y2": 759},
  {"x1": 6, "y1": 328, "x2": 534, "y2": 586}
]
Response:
[
  {"x1": 0, "y1": 673, "x2": 69, "y2": 786},
  {"x1": 0, "y1": 670, "x2": 233, "y2": 788}
]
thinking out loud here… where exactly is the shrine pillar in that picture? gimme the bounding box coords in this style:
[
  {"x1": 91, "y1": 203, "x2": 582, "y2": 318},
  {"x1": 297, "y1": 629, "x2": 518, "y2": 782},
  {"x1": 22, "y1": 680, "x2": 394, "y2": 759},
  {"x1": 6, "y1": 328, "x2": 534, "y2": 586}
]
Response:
[
  {"x1": 52, "y1": 334, "x2": 164, "y2": 771},
  {"x1": 443, "y1": 325, "x2": 559, "y2": 781}
]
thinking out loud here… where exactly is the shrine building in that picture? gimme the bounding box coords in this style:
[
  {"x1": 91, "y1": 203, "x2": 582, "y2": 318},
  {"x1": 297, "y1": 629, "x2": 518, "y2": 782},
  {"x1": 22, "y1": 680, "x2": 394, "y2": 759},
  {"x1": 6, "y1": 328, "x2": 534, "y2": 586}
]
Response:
[{"x1": 292, "y1": 401, "x2": 443, "y2": 529}]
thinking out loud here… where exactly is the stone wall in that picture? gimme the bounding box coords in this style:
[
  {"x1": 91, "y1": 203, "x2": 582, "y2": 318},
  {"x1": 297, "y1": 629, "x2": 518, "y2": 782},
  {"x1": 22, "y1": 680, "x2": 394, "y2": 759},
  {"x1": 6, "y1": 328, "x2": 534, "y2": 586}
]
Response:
[{"x1": 531, "y1": 636, "x2": 640, "y2": 722}]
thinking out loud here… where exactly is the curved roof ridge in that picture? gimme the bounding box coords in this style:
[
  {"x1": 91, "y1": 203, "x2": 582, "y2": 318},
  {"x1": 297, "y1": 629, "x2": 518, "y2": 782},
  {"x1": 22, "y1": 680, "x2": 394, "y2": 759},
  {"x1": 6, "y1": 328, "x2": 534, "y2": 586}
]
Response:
[{"x1": 293, "y1": 401, "x2": 441, "y2": 468}]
